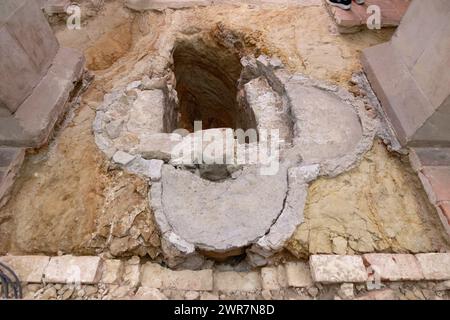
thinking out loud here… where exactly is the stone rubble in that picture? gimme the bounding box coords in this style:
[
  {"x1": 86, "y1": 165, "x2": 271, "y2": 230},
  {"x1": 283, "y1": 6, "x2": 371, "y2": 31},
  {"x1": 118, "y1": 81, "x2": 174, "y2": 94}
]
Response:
[{"x1": 2, "y1": 253, "x2": 448, "y2": 300}]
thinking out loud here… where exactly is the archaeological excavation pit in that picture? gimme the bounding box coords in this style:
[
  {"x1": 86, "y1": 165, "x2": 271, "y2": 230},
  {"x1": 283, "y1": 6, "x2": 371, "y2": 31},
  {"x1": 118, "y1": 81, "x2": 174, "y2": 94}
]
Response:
[
  {"x1": 92, "y1": 30, "x2": 379, "y2": 267},
  {"x1": 2, "y1": 0, "x2": 450, "y2": 302}
]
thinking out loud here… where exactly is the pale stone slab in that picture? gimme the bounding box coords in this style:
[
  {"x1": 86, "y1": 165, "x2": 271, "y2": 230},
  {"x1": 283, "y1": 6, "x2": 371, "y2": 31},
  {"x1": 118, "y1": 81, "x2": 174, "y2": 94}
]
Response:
[
  {"x1": 44, "y1": 255, "x2": 102, "y2": 284},
  {"x1": 261, "y1": 266, "x2": 288, "y2": 290},
  {"x1": 285, "y1": 262, "x2": 313, "y2": 287},
  {"x1": 363, "y1": 254, "x2": 423, "y2": 281},
  {"x1": 416, "y1": 253, "x2": 450, "y2": 280},
  {"x1": 141, "y1": 262, "x2": 213, "y2": 291},
  {"x1": 213, "y1": 271, "x2": 262, "y2": 292},
  {"x1": 0, "y1": 255, "x2": 49, "y2": 283},
  {"x1": 309, "y1": 255, "x2": 368, "y2": 283},
  {"x1": 100, "y1": 259, "x2": 123, "y2": 284}
]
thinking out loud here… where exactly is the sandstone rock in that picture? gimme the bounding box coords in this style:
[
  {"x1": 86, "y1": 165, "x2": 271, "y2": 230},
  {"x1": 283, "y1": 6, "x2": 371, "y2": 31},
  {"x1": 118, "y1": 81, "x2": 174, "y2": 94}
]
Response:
[
  {"x1": 184, "y1": 291, "x2": 200, "y2": 300},
  {"x1": 44, "y1": 256, "x2": 102, "y2": 284},
  {"x1": 213, "y1": 271, "x2": 262, "y2": 292},
  {"x1": 200, "y1": 292, "x2": 219, "y2": 300},
  {"x1": 416, "y1": 253, "x2": 450, "y2": 280},
  {"x1": 285, "y1": 262, "x2": 313, "y2": 288},
  {"x1": 0, "y1": 255, "x2": 49, "y2": 283},
  {"x1": 356, "y1": 289, "x2": 397, "y2": 300},
  {"x1": 140, "y1": 263, "x2": 213, "y2": 291},
  {"x1": 261, "y1": 266, "x2": 288, "y2": 290},
  {"x1": 123, "y1": 261, "x2": 141, "y2": 288},
  {"x1": 363, "y1": 254, "x2": 423, "y2": 281},
  {"x1": 309, "y1": 255, "x2": 368, "y2": 283},
  {"x1": 100, "y1": 260, "x2": 123, "y2": 284},
  {"x1": 39, "y1": 287, "x2": 57, "y2": 300},
  {"x1": 338, "y1": 283, "x2": 354, "y2": 300},
  {"x1": 134, "y1": 287, "x2": 168, "y2": 300}
]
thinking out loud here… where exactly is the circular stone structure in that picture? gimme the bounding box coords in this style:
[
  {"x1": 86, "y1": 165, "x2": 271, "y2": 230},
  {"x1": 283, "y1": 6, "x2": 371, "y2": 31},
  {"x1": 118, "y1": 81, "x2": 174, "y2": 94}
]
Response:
[{"x1": 93, "y1": 31, "x2": 377, "y2": 267}]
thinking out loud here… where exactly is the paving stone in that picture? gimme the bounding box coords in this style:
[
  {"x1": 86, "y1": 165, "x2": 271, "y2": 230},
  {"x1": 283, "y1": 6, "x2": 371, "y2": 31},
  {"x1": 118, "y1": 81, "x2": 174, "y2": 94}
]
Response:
[
  {"x1": 100, "y1": 259, "x2": 123, "y2": 284},
  {"x1": 141, "y1": 262, "x2": 213, "y2": 291},
  {"x1": 261, "y1": 266, "x2": 288, "y2": 290},
  {"x1": 213, "y1": 271, "x2": 262, "y2": 292},
  {"x1": 0, "y1": 255, "x2": 50, "y2": 283},
  {"x1": 416, "y1": 253, "x2": 450, "y2": 280},
  {"x1": 363, "y1": 254, "x2": 423, "y2": 281},
  {"x1": 419, "y1": 167, "x2": 450, "y2": 203},
  {"x1": 285, "y1": 262, "x2": 313, "y2": 288},
  {"x1": 44, "y1": 255, "x2": 102, "y2": 284},
  {"x1": 309, "y1": 255, "x2": 368, "y2": 283}
]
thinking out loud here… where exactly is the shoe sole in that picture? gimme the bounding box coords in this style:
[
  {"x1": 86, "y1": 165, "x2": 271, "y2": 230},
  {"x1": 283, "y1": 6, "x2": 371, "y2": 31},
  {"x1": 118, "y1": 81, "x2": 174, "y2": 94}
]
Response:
[
  {"x1": 326, "y1": 0, "x2": 351, "y2": 10},
  {"x1": 355, "y1": 0, "x2": 365, "y2": 4}
]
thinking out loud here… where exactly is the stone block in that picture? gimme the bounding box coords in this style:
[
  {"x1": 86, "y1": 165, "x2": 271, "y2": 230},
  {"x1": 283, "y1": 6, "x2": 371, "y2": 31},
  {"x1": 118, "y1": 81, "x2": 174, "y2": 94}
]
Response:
[
  {"x1": 0, "y1": 255, "x2": 50, "y2": 283},
  {"x1": 261, "y1": 266, "x2": 288, "y2": 290},
  {"x1": 363, "y1": 254, "x2": 423, "y2": 281},
  {"x1": 134, "y1": 287, "x2": 168, "y2": 300},
  {"x1": 213, "y1": 271, "x2": 262, "y2": 292},
  {"x1": 100, "y1": 259, "x2": 123, "y2": 284},
  {"x1": 309, "y1": 255, "x2": 368, "y2": 283},
  {"x1": 285, "y1": 262, "x2": 313, "y2": 288},
  {"x1": 141, "y1": 262, "x2": 213, "y2": 291},
  {"x1": 44, "y1": 255, "x2": 103, "y2": 284},
  {"x1": 416, "y1": 253, "x2": 450, "y2": 280}
]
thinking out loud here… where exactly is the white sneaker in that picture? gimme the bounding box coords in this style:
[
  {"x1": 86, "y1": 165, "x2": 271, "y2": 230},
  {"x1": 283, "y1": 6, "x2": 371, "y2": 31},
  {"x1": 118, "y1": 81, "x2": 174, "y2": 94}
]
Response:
[{"x1": 355, "y1": 0, "x2": 365, "y2": 4}]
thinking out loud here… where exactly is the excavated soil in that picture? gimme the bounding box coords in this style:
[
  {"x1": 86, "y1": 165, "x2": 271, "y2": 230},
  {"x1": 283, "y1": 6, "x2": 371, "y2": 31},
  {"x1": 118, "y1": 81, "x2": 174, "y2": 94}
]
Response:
[{"x1": 0, "y1": 0, "x2": 448, "y2": 258}]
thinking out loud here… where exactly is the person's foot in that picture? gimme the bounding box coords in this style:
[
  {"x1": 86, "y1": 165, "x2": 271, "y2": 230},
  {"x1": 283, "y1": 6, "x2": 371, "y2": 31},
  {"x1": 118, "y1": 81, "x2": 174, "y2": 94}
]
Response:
[
  {"x1": 354, "y1": 0, "x2": 365, "y2": 4},
  {"x1": 326, "y1": 0, "x2": 351, "y2": 10}
]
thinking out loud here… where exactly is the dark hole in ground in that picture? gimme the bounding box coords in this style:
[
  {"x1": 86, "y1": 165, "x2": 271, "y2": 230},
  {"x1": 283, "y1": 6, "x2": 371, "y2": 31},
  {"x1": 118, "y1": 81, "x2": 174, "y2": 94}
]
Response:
[{"x1": 173, "y1": 38, "x2": 255, "y2": 132}]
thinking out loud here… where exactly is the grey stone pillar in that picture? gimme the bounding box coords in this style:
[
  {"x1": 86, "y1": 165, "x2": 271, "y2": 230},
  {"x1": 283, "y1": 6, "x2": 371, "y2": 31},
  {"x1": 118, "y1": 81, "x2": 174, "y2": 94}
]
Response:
[
  {"x1": 0, "y1": 0, "x2": 85, "y2": 148},
  {"x1": 362, "y1": 0, "x2": 450, "y2": 147}
]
